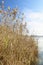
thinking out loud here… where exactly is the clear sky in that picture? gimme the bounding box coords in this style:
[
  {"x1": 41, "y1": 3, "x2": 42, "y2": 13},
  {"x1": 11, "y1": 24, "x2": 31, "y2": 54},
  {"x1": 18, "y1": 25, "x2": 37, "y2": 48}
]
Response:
[
  {"x1": 0, "y1": 0, "x2": 43, "y2": 51},
  {"x1": 0, "y1": 0, "x2": 43, "y2": 35},
  {"x1": 0, "y1": 0, "x2": 43, "y2": 12}
]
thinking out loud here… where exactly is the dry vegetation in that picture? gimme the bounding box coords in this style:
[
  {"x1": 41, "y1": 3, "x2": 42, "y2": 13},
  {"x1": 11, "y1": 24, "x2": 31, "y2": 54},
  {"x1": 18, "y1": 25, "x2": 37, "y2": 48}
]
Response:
[
  {"x1": 0, "y1": 25, "x2": 38, "y2": 65},
  {"x1": 0, "y1": 8, "x2": 38, "y2": 65}
]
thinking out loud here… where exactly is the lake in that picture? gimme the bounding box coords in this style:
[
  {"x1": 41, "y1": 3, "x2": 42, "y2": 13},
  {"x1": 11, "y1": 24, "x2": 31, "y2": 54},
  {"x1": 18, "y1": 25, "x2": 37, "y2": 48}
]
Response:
[{"x1": 36, "y1": 37, "x2": 43, "y2": 65}]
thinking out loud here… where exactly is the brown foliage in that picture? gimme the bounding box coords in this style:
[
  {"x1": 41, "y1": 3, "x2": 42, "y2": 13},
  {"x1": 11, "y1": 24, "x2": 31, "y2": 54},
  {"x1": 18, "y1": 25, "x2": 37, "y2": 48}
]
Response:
[
  {"x1": 0, "y1": 8, "x2": 38, "y2": 65},
  {"x1": 0, "y1": 25, "x2": 38, "y2": 65}
]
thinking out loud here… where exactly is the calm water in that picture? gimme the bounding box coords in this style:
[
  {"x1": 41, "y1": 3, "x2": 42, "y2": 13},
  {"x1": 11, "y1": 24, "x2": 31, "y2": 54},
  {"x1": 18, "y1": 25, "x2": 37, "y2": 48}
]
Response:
[{"x1": 38, "y1": 38, "x2": 43, "y2": 65}]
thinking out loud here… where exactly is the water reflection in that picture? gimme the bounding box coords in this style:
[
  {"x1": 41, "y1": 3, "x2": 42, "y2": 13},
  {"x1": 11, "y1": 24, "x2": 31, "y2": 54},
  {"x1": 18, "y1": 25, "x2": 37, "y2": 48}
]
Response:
[
  {"x1": 38, "y1": 38, "x2": 43, "y2": 65},
  {"x1": 32, "y1": 36, "x2": 43, "y2": 65}
]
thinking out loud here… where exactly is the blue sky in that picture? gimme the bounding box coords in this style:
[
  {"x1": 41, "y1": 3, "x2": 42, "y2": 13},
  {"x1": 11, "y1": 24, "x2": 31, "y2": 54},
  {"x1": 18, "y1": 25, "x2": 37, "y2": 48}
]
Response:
[
  {"x1": 0, "y1": 0, "x2": 43, "y2": 36},
  {"x1": 0, "y1": 0, "x2": 43, "y2": 50},
  {"x1": 0, "y1": 0, "x2": 43, "y2": 12},
  {"x1": 0, "y1": 0, "x2": 43, "y2": 35}
]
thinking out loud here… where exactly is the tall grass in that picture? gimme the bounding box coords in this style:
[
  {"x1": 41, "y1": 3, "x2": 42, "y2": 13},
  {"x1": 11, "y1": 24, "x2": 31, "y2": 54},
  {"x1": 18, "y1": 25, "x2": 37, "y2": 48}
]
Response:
[
  {"x1": 0, "y1": 25, "x2": 38, "y2": 65},
  {"x1": 0, "y1": 8, "x2": 38, "y2": 65}
]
